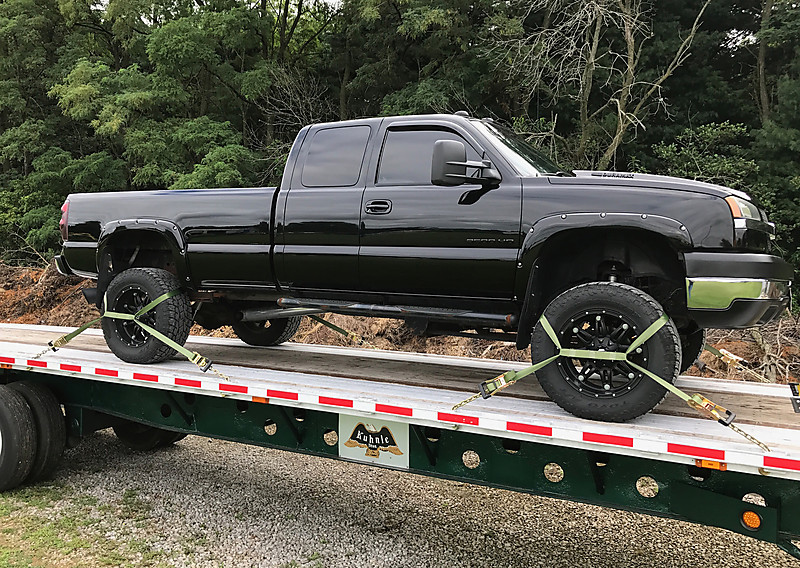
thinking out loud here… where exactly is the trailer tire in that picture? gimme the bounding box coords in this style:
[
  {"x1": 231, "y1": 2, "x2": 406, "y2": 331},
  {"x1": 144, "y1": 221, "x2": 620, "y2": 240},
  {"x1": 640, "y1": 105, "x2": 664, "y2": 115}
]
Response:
[
  {"x1": 531, "y1": 282, "x2": 681, "y2": 422},
  {"x1": 0, "y1": 385, "x2": 37, "y2": 491},
  {"x1": 158, "y1": 432, "x2": 187, "y2": 446},
  {"x1": 232, "y1": 316, "x2": 303, "y2": 347},
  {"x1": 8, "y1": 382, "x2": 66, "y2": 482},
  {"x1": 113, "y1": 421, "x2": 183, "y2": 451},
  {"x1": 101, "y1": 268, "x2": 192, "y2": 364}
]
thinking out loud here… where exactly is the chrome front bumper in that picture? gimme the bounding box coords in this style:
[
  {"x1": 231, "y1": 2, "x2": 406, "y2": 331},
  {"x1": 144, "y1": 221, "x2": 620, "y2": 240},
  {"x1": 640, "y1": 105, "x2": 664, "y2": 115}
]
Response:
[
  {"x1": 684, "y1": 252, "x2": 793, "y2": 328},
  {"x1": 686, "y1": 278, "x2": 789, "y2": 310}
]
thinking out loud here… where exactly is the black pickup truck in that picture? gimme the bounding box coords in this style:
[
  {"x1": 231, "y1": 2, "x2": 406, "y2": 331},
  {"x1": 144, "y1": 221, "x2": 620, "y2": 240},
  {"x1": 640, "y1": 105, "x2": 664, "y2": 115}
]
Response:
[{"x1": 56, "y1": 112, "x2": 792, "y2": 421}]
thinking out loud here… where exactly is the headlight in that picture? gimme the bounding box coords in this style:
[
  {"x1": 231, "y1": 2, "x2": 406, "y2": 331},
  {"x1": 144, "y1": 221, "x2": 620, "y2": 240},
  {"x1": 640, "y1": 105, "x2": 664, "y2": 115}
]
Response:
[{"x1": 725, "y1": 195, "x2": 760, "y2": 220}]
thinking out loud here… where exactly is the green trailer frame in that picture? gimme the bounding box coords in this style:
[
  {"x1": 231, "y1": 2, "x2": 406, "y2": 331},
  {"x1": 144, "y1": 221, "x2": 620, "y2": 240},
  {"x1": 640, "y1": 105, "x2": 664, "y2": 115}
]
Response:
[{"x1": 0, "y1": 325, "x2": 798, "y2": 560}]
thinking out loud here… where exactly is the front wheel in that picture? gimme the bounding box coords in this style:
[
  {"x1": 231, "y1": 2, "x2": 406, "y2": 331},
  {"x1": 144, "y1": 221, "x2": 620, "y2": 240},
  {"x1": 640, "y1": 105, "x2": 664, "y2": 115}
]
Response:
[
  {"x1": 101, "y1": 268, "x2": 192, "y2": 365},
  {"x1": 531, "y1": 282, "x2": 681, "y2": 422},
  {"x1": 232, "y1": 317, "x2": 303, "y2": 347}
]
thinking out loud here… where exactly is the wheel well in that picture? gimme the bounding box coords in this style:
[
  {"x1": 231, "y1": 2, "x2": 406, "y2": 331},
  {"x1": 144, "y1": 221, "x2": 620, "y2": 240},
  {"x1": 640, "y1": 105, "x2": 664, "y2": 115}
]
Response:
[
  {"x1": 536, "y1": 228, "x2": 687, "y2": 320},
  {"x1": 517, "y1": 228, "x2": 689, "y2": 350},
  {"x1": 96, "y1": 231, "x2": 182, "y2": 305}
]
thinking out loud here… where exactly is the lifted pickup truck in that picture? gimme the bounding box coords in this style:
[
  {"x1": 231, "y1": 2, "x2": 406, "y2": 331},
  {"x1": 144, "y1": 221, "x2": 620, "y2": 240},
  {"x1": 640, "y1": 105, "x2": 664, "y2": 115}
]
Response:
[{"x1": 56, "y1": 112, "x2": 793, "y2": 422}]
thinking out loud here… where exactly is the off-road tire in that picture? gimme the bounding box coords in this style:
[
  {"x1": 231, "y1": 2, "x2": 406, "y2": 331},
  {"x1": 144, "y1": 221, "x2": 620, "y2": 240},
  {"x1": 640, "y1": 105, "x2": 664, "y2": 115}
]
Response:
[
  {"x1": 101, "y1": 268, "x2": 191, "y2": 364},
  {"x1": 531, "y1": 282, "x2": 681, "y2": 422},
  {"x1": 8, "y1": 381, "x2": 66, "y2": 482},
  {"x1": 0, "y1": 385, "x2": 37, "y2": 491},
  {"x1": 232, "y1": 316, "x2": 303, "y2": 347},
  {"x1": 113, "y1": 421, "x2": 184, "y2": 451},
  {"x1": 680, "y1": 324, "x2": 706, "y2": 373}
]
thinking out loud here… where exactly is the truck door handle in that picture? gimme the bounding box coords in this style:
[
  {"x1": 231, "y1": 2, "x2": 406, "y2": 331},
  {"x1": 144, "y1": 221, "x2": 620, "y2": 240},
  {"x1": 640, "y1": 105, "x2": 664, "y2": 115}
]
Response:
[{"x1": 365, "y1": 199, "x2": 392, "y2": 215}]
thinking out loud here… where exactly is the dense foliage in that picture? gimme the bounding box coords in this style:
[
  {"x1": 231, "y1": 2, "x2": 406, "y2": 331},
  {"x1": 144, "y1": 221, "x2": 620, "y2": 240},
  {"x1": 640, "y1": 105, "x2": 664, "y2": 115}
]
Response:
[{"x1": 0, "y1": 0, "x2": 798, "y2": 265}]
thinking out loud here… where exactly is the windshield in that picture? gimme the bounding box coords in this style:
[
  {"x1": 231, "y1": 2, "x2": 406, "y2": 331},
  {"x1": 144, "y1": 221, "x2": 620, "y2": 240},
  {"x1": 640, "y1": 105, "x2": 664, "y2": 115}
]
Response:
[{"x1": 472, "y1": 120, "x2": 566, "y2": 176}]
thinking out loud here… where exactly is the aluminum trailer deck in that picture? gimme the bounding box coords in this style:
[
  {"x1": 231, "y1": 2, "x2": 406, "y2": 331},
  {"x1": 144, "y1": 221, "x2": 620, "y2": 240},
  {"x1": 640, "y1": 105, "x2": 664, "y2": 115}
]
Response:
[{"x1": 0, "y1": 323, "x2": 798, "y2": 559}]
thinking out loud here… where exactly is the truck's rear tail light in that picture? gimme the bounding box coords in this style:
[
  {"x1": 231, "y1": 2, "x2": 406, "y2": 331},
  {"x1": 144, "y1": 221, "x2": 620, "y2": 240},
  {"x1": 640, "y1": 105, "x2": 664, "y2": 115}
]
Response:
[{"x1": 60, "y1": 200, "x2": 69, "y2": 242}]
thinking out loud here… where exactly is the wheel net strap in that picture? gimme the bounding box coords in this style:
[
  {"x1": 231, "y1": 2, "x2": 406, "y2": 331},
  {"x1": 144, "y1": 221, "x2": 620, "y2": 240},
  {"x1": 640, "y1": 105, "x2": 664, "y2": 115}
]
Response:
[
  {"x1": 38, "y1": 289, "x2": 216, "y2": 374},
  {"x1": 452, "y1": 313, "x2": 768, "y2": 451}
]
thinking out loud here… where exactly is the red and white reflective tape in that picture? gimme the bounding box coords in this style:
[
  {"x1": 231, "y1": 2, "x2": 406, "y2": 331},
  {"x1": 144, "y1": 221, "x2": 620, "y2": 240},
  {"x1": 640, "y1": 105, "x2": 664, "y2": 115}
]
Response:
[{"x1": 1, "y1": 353, "x2": 798, "y2": 478}]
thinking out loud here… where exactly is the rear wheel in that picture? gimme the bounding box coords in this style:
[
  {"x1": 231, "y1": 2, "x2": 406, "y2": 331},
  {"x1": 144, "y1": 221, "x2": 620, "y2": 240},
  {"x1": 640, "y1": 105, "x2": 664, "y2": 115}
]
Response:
[
  {"x1": 8, "y1": 381, "x2": 65, "y2": 482},
  {"x1": 113, "y1": 421, "x2": 186, "y2": 451},
  {"x1": 0, "y1": 385, "x2": 36, "y2": 491},
  {"x1": 101, "y1": 268, "x2": 192, "y2": 364},
  {"x1": 531, "y1": 282, "x2": 681, "y2": 422},
  {"x1": 232, "y1": 317, "x2": 303, "y2": 347}
]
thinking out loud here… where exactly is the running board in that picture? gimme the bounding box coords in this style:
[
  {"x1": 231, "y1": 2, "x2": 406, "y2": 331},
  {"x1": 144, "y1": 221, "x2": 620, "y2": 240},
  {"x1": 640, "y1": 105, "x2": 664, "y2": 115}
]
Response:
[{"x1": 277, "y1": 298, "x2": 517, "y2": 328}]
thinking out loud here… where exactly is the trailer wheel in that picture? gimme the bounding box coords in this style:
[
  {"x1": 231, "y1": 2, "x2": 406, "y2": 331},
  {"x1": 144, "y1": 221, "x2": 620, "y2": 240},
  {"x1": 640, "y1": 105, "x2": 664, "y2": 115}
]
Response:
[
  {"x1": 0, "y1": 385, "x2": 37, "y2": 491},
  {"x1": 113, "y1": 421, "x2": 184, "y2": 451},
  {"x1": 531, "y1": 282, "x2": 681, "y2": 422},
  {"x1": 680, "y1": 324, "x2": 706, "y2": 373},
  {"x1": 102, "y1": 268, "x2": 192, "y2": 364},
  {"x1": 232, "y1": 316, "x2": 303, "y2": 347},
  {"x1": 8, "y1": 382, "x2": 66, "y2": 482},
  {"x1": 158, "y1": 432, "x2": 187, "y2": 446}
]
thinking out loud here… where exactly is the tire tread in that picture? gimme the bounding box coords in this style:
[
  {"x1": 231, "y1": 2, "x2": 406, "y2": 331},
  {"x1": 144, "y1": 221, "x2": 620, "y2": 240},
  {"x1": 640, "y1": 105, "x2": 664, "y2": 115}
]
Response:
[{"x1": 532, "y1": 282, "x2": 681, "y2": 422}]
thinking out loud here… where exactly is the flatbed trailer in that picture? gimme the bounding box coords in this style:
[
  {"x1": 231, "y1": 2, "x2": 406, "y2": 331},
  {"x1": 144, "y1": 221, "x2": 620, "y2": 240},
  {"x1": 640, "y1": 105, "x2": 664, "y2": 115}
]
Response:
[{"x1": 0, "y1": 323, "x2": 798, "y2": 560}]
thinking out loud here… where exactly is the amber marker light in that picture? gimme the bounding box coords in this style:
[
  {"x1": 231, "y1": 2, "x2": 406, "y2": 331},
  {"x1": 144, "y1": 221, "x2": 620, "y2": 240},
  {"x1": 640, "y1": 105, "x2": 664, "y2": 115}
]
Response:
[
  {"x1": 742, "y1": 510, "x2": 762, "y2": 531},
  {"x1": 725, "y1": 195, "x2": 742, "y2": 217}
]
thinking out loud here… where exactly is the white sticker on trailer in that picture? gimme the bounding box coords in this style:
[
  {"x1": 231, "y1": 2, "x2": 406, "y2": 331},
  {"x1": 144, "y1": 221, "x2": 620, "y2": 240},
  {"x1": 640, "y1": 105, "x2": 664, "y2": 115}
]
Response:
[{"x1": 338, "y1": 414, "x2": 409, "y2": 469}]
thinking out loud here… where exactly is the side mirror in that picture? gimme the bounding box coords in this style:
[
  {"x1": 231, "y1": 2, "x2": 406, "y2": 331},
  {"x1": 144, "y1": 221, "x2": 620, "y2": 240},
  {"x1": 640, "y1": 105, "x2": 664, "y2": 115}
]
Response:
[
  {"x1": 431, "y1": 140, "x2": 467, "y2": 186},
  {"x1": 431, "y1": 140, "x2": 502, "y2": 187}
]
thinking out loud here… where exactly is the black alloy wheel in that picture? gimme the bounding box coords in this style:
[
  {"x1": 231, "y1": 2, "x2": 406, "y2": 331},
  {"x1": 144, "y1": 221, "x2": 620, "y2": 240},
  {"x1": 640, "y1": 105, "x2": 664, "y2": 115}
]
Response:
[
  {"x1": 114, "y1": 285, "x2": 157, "y2": 348},
  {"x1": 531, "y1": 282, "x2": 682, "y2": 422},
  {"x1": 232, "y1": 316, "x2": 303, "y2": 347},
  {"x1": 556, "y1": 310, "x2": 649, "y2": 399},
  {"x1": 101, "y1": 268, "x2": 192, "y2": 365}
]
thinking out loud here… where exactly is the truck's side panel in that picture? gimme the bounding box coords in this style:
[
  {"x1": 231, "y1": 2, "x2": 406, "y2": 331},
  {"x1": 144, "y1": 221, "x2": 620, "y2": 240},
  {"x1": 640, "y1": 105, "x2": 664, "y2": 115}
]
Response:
[
  {"x1": 358, "y1": 119, "x2": 522, "y2": 300},
  {"x1": 277, "y1": 120, "x2": 380, "y2": 292},
  {"x1": 64, "y1": 188, "x2": 277, "y2": 289}
]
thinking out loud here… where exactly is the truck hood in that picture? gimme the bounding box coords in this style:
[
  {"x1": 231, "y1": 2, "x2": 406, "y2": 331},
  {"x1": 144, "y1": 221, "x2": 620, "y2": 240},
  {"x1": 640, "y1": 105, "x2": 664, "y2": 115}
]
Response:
[{"x1": 545, "y1": 170, "x2": 751, "y2": 201}]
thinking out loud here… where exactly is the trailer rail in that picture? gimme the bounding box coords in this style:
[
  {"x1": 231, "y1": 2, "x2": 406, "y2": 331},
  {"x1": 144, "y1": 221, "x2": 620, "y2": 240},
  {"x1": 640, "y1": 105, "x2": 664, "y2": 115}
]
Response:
[{"x1": 0, "y1": 323, "x2": 798, "y2": 559}]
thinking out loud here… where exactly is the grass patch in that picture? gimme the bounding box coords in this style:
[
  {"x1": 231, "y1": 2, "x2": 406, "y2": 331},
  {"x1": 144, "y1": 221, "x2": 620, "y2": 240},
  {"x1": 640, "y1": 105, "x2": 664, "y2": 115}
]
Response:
[
  {"x1": 8, "y1": 485, "x2": 69, "y2": 508},
  {"x1": 0, "y1": 546, "x2": 35, "y2": 568},
  {"x1": 0, "y1": 483, "x2": 173, "y2": 568},
  {"x1": 120, "y1": 489, "x2": 151, "y2": 521}
]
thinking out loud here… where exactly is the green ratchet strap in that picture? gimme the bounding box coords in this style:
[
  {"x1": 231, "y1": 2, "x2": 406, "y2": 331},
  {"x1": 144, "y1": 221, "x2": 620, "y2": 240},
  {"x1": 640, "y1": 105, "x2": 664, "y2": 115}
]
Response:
[
  {"x1": 308, "y1": 314, "x2": 378, "y2": 349},
  {"x1": 453, "y1": 312, "x2": 769, "y2": 451},
  {"x1": 41, "y1": 290, "x2": 217, "y2": 375}
]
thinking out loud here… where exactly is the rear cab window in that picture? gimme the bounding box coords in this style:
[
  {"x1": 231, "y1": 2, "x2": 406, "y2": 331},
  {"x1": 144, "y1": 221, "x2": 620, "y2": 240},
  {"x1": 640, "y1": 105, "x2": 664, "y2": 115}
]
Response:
[{"x1": 300, "y1": 125, "x2": 371, "y2": 187}]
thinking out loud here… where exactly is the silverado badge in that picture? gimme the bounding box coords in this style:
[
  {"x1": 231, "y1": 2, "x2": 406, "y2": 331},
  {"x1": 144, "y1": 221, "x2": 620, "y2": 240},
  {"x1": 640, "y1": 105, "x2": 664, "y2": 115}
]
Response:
[{"x1": 344, "y1": 423, "x2": 403, "y2": 458}]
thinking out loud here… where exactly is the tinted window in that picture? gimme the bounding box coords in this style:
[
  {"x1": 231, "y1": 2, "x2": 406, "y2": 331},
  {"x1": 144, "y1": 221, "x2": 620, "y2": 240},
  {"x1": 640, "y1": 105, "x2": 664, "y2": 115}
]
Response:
[
  {"x1": 301, "y1": 125, "x2": 371, "y2": 187},
  {"x1": 377, "y1": 128, "x2": 480, "y2": 185}
]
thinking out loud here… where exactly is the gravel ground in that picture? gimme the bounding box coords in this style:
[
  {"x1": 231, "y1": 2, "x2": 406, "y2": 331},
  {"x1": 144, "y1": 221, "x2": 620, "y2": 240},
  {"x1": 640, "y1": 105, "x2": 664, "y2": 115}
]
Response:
[{"x1": 11, "y1": 431, "x2": 795, "y2": 568}]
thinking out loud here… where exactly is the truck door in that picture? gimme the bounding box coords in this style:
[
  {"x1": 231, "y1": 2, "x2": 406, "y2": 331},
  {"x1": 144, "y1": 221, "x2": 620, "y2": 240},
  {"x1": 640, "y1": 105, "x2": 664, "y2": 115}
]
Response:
[
  {"x1": 279, "y1": 123, "x2": 373, "y2": 292},
  {"x1": 359, "y1": 124, "x2": 521, "y2": 300}
]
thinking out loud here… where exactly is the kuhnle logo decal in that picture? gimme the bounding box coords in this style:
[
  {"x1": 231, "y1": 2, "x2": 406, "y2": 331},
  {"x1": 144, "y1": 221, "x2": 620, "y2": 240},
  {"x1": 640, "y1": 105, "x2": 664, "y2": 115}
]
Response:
[{"x1": 344, "y1": 423, "x2": 404, "y2": 458}]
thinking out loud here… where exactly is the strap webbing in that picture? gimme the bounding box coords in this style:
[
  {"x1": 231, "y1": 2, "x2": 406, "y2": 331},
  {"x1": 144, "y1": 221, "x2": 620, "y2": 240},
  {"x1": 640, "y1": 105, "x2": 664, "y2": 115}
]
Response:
[
  {"x1": 43, "y1": 289, "x2": 213, "y2": 373},
  {"x1": 452, "y1": 311, "x2": 767, "y2": 450}
]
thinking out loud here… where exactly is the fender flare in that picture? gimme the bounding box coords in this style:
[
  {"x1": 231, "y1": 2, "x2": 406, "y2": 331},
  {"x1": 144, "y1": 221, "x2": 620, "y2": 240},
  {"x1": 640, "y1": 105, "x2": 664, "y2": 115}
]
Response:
[
  {"x1": 514, "y1": 212, "x2": 692, "y2": 349},
  {"x1": 96, "y1": 219, "x2": 189, "y2": 291}
]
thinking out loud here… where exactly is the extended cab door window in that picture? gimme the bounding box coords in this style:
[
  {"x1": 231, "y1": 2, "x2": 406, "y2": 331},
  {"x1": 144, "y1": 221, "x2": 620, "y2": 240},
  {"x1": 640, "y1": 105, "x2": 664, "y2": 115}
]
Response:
[
  {"x1": 281, "y1": 125, "x2": 371, "y2": 291},
  {"x1": 376, "y1": 129, "x2": 482, "y2": 185},
  {"x1": 359, "y1": 126, "x2": 522, "y2": 300}
]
